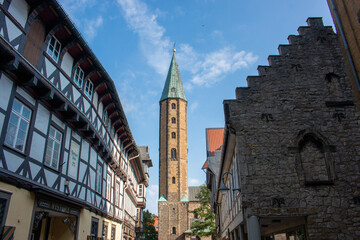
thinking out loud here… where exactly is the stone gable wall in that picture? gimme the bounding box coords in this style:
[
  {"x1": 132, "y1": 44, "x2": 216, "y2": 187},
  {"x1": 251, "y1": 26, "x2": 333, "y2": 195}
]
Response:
[{"x1": 225, "y1": 18, "x2": 360, "y2": 239}]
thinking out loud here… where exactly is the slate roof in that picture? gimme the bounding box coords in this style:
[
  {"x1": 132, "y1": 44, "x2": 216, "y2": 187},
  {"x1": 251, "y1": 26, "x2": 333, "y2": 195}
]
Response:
[{"x1": 160, "y1": 52, "x2": 187, "y2": 101}]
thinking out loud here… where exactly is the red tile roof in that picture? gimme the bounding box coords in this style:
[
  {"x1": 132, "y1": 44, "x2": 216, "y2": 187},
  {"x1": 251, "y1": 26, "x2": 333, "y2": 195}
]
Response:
[{"x1": 207, "y1": 128, "x2": 224, "y2": 157}]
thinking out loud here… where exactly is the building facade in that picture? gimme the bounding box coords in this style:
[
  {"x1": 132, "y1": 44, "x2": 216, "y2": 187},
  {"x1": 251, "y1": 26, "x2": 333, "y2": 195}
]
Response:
[
  {"x1": 158, "y1": 50, "x2": 210, "y2": 240},
  {"x1": 327, "y1": 0, "x2": 360, "y2": 102},
  {"x1": 0, "y1": 0, "x2": 151, "y2": 239},
  {"x1": 216, "y1": 18, "x2": 360, "y2": 239}
]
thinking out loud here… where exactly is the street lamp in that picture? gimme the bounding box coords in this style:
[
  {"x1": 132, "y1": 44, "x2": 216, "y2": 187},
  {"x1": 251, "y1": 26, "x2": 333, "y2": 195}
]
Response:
[{"x1": 218, "y1": 171, "x2": 241, "y2": 194}]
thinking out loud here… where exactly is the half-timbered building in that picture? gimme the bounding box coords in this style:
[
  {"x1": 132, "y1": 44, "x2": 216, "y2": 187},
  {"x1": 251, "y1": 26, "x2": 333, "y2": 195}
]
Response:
[{"x1": 0, "y1": 0, "x2": 151, "y2": 239}]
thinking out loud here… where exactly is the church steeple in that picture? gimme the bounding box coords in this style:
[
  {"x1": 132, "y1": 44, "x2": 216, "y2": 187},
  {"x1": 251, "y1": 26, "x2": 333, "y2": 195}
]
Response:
[{"x1": 160, "y1": 50, "x2": 187, "y2": 102}]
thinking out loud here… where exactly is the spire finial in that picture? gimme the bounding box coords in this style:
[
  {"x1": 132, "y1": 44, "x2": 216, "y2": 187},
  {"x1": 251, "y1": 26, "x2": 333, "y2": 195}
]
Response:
[{"x1": 173, "y1": 42, "x2": 176, "y2": 52}]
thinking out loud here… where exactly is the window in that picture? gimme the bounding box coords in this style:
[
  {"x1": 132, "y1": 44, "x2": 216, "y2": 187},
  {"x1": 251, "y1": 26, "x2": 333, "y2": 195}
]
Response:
[
  {"x1": 171, "y1": 149, "x2": 176, "y2": 159},
  {"x1": 44, "y1": 126, "x2": 62, "y2": 169},
  {"x1": 171, "y1": 103, "x2": 176, "y2": 109},
  {"x1": 172, "y1": 227, "x2": 176, "y2": 235},
  {"x1": 103, "y1": 111, "x2": 109, "y2": 129},
  {"x1": 74, "y1": 66, "x2": 84, "y2": 88},
  {"x1": 171, "y1": 132, "x2": 176, "y2": 139},
  {"x1": 47, "y1": 36, "x2": 61, "y2": 62},
  {"x1": 115, "y1": 181, "x2": 120, "y2": 206},
  {"x1": 171, "y1": 117, "x2": 176, "y2": 124},
  {"x1": 106, "y1": 173, "x2": 112, "y2": 201},
  {"x1": 96, "y1": 163, "x2": 102, "y2": 194},
  {"x1": 0, "y1": 191, "x2": 11, "y2": 229},
  {"x1": 90, "y1": 217, "x2": 99, "y2": 237},
  {"x1": 136, "y1": 208, "x2": 140, "y2": 220},
  {"x1": 111, "y1": 225, "x2": 116, "y2": 240},
  {"x1": 102, "y1": 221, "x2": 108, "y2": 240},
  {"x1": 172, "y1": 177, "x2": 175, "y2": 184},
  {"x1": 84, "y1": 79, "x2": 93, "y2": 99},
  {"x1": 138, "y1": 184, "x2": 143, "y2": 197},
  {"x1": 5, "y1": 99, "x2": 32, "y2": 152}
]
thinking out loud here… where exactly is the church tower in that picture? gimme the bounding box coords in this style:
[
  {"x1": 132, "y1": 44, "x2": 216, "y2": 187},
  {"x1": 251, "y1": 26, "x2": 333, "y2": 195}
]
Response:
[{"x1": 158, "y1": 49, "x2": 189, "y2": 240}]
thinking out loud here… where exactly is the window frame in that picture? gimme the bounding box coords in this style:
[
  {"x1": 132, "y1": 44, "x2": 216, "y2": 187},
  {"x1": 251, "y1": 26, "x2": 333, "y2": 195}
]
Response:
[
  {"x1": 47, "y1": 35, "x2": 61, "y2": 62},
  {"x1": 0, "y1": 190, "x2": 11, "y2": 229},
  {"x1": 44, "y1": 125, "x2": 63, "y2": 170},
  {"x1": 138, "y1": 184, "x2": 143, "y2": 197},
  {"x1": 171, "y1": 132, "x2": 176, "y2": 139},
  {"x1": 106, "y1": 172, "x2": 112, "y2": 202},
  {"x1": 115, "y1": 180, "x2": 120, "y2": 207},
  {"x1": 171, "y1": 103, "x2": 176, "y2": 109},
  {"x1": 171, "y1": 117, "x2": 176, "y2": 124},
  {"x1": 4, "y1": 99, "x2": 32, "y2": 153},
  {"x1": 74, "y1": 66, "x2": 84, "y2": 88},
  {"x1": 84, "y1": 78, "x2": 94, "y2": 99},
  {"x1": 96, "y1": 162, "x2": 103, "y2": 194},
  {"x1": 111, "y1": 225, "x2": 116, "y2": 240},
  {"x1": 90, "y1": 217, "x2": 99, "y2": 237}
]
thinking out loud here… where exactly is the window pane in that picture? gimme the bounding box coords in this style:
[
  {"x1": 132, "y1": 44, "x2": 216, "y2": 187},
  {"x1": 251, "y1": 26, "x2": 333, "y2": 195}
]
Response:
[
  {"x1": 12, "y1": 100, "x2": 22, "y2": 114},
  {"x1": 22, "y1": 107, "x2": 31, "y2": 120}
]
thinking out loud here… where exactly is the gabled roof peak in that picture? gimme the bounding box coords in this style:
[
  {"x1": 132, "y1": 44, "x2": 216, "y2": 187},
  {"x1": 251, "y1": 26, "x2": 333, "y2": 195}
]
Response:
[{"x1": 160, "y1": 52, "x2": 187, "y2": 102}]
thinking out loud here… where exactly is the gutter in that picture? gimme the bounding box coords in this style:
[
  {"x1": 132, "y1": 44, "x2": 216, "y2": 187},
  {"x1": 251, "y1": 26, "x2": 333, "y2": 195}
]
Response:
[{"x1": 329, "y1": 0, "x2": 360, "y2": 90}]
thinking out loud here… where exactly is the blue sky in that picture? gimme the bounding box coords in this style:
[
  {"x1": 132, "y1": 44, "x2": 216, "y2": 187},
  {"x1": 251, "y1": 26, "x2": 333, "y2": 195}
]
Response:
[{"x1": 58, "y1": 0, "x2": 334, "y2": 215}]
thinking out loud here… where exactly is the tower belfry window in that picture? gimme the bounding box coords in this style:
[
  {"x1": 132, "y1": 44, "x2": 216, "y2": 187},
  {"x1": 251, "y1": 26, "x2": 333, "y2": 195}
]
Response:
[
  {"x1": 172, "y1": 117, "x2": 176, "y2": 124},
  {"x1": 172, "y1": 177, "x2": 175, "y2": 184},
  {"x1": 172, "y1": 132, "x2": 176, "y2": 139},
  {"x1": 171, "y1": 148, "x2": 177, "y2": 159},
  {"x1": 171, "y1": 103, "x2": 176, "y2": 109}
]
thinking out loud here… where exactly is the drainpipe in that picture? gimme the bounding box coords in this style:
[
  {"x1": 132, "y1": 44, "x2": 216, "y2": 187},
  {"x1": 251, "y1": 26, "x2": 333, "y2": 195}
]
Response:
[{"x1": 329, "y1": 0, "x2": 360, "y2": 90}]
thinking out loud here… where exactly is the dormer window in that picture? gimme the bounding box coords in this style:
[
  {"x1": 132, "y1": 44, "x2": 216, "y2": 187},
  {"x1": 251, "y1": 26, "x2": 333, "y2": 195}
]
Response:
[
  {"x1": 74, "y1": 66, "x2": 84, "y2": 88},
  {"x1": 84, "y1": 78, "x2": 93, "y2": 99},
  {"x1": 47, "y1": 36, "x2": 61, "y2": 62}
]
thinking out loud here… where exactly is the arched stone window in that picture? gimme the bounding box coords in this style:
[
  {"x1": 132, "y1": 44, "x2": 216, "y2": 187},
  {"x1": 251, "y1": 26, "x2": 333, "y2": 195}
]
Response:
[
  {"x1": 171, "y1": 149, "x2": 177, "y2": 159},
  {"x1": 172, "y1": 227, "x2": 176, "y2": 235},
  {"x1": 292, "y1": 129, "x2": 335, "y2": 186},
  {"x1": 172, "y1": 177, "x2": 175, "y2": 184},
  {"x1": 171, "y1": 103, "x2": 176, "y2": 109},
  {"x1": 171, "y1": 132, "x2": 176, "y2": 139},
  {"x1": 172, "y1": 117, "x2": 176, "y2": 124}
]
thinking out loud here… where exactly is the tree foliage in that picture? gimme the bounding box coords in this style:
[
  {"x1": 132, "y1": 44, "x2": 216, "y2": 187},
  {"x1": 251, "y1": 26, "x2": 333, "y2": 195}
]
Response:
[
  {"x1": 190, "y1": 185, "x2": 216, "y2": 239},
  {"x1": 142, "y1": 210, "x2": 158, "y2": 240}
]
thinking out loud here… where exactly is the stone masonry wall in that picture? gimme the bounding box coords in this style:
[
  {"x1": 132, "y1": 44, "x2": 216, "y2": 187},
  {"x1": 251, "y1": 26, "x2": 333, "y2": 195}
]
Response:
[{"x1": 224, "y1": 18, "x2": 360, "y2": 239}]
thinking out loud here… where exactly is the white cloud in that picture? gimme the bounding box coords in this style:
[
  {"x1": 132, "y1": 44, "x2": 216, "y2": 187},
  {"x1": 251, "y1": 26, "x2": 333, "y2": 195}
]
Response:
[
  {"x1": 116, "y1": 0, "x2": 258, "y2": 89},
  {"x1": 117, "y1": 0, "x2": 172, "y2": 76},
  {"x1": 189, "y1": 101, "x2": 199, "y2": 113},
  {"x1": 190, "y1": 48, "x2": 258, "y2": 87},
  {"x1": 189, "y1": 178, "x2": 201, "y2": 186},
  {"x1": 83, "y1": 16, "x2": 103, "y2": 41}
]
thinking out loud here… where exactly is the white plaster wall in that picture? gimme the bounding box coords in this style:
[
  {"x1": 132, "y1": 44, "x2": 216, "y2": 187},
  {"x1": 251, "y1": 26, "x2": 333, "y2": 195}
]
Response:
[
  {"x1": 34, "y1": 103, "x2": 50, "y2": 134},
  {"x1": 29, "y1": 132, "x2": 46, "y2": 163},
  {"x1": 8, "y1": 0, "x2": 29, "y2": 28},
  {"x1": 51, "y1": 114, "x2": 65, "y2": 130},
  {"x1": 0, "y1": 74, "x2": 13, "y2": 111},
  {"x1": 81, "y1": 140, "x2": 90, "y2": 161},
  {"x1": 60, "y1": 52, "x2": 74, "y2": 77},
  {"x1": 16, "y1": 87, "x2": 35, "y2": 106}
]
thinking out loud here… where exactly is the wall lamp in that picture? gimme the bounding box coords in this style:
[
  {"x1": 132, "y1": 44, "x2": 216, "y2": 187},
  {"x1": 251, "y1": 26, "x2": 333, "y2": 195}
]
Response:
[{"x1": 218, "y1": 171, "x2": 241, "y2": 194}]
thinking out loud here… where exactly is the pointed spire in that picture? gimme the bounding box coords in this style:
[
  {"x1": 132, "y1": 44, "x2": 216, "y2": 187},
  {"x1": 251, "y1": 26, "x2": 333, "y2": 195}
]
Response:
[{"x1": 160, "y1": 50, "x2": 187, "y2": 102}]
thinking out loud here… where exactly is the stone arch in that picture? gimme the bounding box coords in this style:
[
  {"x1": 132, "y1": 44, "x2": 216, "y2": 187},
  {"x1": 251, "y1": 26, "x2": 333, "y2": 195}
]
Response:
[{"x1": 293, "y1": 129, "x2": 335, "y2": 185}]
